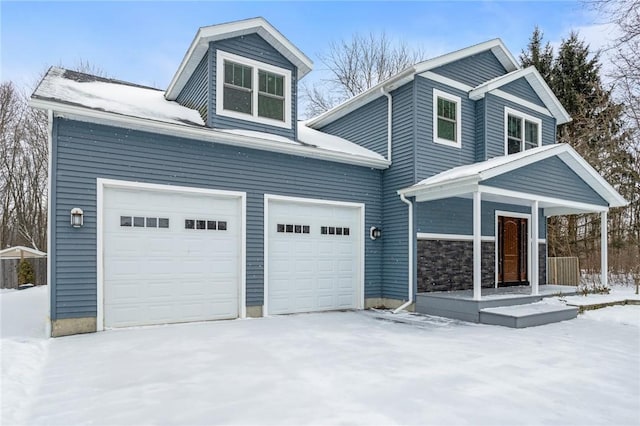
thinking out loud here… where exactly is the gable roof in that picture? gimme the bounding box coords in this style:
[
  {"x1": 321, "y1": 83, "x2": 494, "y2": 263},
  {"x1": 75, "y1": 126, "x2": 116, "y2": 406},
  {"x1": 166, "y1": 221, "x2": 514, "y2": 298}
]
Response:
[
  {"x1": 398, "y1": 144, "x2": 627, "y2": 208},
  {"x1": 307, "y1": 39, "x2": 519, "y2": 129},
  {"x1": 30, "y1": 67, "x2": 388, "y2": 169},
  {"x1": 0, "y1": 246, "x2": 47, "y2": 259},
  {"x1": 165, "y1": 17, "x2": 313, "y2": 101},
  {"x1": 469, "y1": 66, "x2": 571, "y2": 124}
]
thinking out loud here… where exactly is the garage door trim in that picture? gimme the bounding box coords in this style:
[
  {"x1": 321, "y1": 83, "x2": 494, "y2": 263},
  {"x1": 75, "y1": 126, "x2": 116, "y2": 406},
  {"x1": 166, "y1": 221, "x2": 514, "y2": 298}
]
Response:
[
  {"x1": 263, "y1": 194, "x2": 365, "y2": 316},
  {"x1": 96, "y1": 178, "x2": 246, "y2": 331}
]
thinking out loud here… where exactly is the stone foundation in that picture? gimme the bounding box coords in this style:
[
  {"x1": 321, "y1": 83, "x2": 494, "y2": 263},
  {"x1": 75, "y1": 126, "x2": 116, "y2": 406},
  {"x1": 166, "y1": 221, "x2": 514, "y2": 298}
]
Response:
[
  {"x1": 51, "y1": 317, "x2": 96, "y2": 337},
  {"x1": 417, "y1": 240, "x2": 495, "y2": 292},
  {"x1": 246, "y1": 305, "x2": 263, "y2": 318}
]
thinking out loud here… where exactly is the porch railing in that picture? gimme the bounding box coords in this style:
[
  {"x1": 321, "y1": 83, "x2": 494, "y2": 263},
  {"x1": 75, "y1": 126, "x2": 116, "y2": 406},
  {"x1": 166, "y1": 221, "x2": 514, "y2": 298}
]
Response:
[{"x1": 547, "y1": 257, "x2": 580, "y2": 286}]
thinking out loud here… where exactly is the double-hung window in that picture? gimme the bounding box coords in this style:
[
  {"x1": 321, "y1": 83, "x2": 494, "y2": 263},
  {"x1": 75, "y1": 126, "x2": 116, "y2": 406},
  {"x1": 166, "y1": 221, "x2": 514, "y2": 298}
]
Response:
[
  {"x1": 433, "y1": 89, "x2": 462, "y2": 148},
  {"x1": 505, "y1": 107, "x2": 542, "y2": 154},
  {"x1": 217, "y1": 50, "x2": 291, "y2": 128}
]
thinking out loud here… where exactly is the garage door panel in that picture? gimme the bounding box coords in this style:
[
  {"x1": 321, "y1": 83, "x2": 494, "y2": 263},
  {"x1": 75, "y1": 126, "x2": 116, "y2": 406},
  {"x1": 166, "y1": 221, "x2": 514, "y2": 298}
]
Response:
[
  {"x1": 103, "y1": 186, "x2": 241, "y2": 328},
  {"x1": 267, "y1": 199, "x2": 361, "y2": 315}
]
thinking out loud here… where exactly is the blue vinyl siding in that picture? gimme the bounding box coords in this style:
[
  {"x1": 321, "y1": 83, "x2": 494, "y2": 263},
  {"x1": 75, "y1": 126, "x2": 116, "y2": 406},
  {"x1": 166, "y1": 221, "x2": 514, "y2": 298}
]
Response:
[
  {"x1": 415, "y1": 76, "x2": 476, "y2": 180},
  {"x1": 209, "y1": 34, "x2": 297, "y2": 140},
  {"x1": 319, "y1": 96, "x2": 388, "y2": 157},
  {"x1": 416, "y1": 198, "x2": 546, "y2": 238},
  {"x1": 484, "y1": 156, "x2": 609, "y2": 206},
  {"x1": 431, "y1": 50, "x2": 507, "y2": 87},
  {"x1": 500, "y1": 77, "x2": 545, "y2": 107},
  {"x1": 485, "y1": 93, "x2": 556, "y2": 159},
  {"x1": 381, "y1": 82, "x2": 416, "y2": 300},
  {"x1": 176, "y1": 54, "x2": 209, "y2": 123},
  {"x1": 51, "y1": 118, "x2": 382, "y2": 320}
]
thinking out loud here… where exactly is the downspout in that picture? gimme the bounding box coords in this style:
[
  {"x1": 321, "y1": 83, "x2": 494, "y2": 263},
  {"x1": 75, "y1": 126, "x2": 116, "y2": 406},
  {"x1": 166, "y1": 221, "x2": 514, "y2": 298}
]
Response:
[
  {"x1": 380, "y1": 87, "x2": 392, "y2": 162},
  {"x1": 394, "y1": 193, "x2": 414, "y2": 313}
]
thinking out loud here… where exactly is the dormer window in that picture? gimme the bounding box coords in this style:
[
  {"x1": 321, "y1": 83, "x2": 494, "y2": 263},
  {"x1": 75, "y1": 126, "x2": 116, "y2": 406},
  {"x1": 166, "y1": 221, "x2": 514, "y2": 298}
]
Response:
[
  {"x1": 504, "y1": 107, "x2": 541, "y2": 154},
  {"x1": 216, "y1": 50, "x2": 291, "y2": 128}
]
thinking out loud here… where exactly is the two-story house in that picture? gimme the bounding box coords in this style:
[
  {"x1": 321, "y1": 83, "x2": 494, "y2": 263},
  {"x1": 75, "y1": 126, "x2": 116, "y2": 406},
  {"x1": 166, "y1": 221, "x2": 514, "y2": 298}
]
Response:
[{"x1": 31, "y1": 17, "x2": 626, "y2": 336}]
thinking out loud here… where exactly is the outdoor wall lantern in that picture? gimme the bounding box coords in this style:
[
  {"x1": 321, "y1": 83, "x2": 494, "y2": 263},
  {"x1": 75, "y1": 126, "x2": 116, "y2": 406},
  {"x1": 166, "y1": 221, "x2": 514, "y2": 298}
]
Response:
[
  {"x1": 70, "y1": 208, "x2": 84, "y2": 228},
  {"x1": 370, "y1": 226, "x2": 382, "y2": 240}
]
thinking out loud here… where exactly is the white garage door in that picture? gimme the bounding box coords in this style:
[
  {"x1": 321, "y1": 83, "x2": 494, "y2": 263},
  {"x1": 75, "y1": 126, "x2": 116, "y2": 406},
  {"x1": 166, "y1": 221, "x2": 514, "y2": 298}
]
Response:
[
  {"x1": 267, "y1": 197, "x2": 362, "y2": 315},
  {"x1": 103, "y1": 185, "x2": 242, "y2": 328}
]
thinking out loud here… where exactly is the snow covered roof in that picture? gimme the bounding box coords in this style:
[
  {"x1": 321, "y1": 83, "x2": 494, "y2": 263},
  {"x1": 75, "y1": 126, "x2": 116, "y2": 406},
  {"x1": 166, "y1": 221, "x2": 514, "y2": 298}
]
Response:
[
  {"x1": 399, "y1": 144, "x2": 627, "y2": 208},
  {"x1": 306, "y1": 39, "x2": 519, "y2": 129},
  {"x1": 0, "y1": 246, "x2": 47, "y2": 259},
  {"x1": 165, "y1": 17, "x2": 313, "y2": 100},
  {"x1": 469, "y1": 67, "x2": 571, "y2": 124},
  {"x1": 30, "y1": 67, "x2": 387, "y2": 169}
]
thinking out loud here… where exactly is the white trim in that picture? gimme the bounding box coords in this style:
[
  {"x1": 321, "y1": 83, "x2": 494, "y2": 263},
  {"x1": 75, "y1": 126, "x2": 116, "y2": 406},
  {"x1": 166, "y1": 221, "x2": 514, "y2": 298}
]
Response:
[
  {"x1": 307, "y1": 38, "x2": 518, "y2": 130},
  {"x1": 96, "y1": 178, "x2": 247, "y2": 331},
  {"x1": 473, "y1": 191, "x2": 482, "y2": 300},
  {"x1": 504, "y1": 106, "x2": 542, "y2": 155},
  {"x1": 492, "y1": 90, "x2": 553, "y2": 118},
  {"x1": 420, "y1": 71, "x2": 473, "y2": 92},
  {"x1": 46, "y1": 110, "x2": 53, "y2": 338},
  {"x1": 263, "y1": 194, "x2": 365, "y2": 316},
  {"x1": 531, "y1": 200, "x2": 540, "y2": 295},
  {"x1": 30, "y1": 99, "x2": 389, "y2": 170},
  {"x1": 469, "y1": 66, "x2": 571, "y2": 124},
  {"x1": 538, "y1": 238, "x2": 547, "y2": 244},
  {"x1": 215, "y1": 50, "x2": 292, "y2": 129},
  {"x1": 166, "y1": 17, "x2": 313, "y2": 99},
  {"x1": 417, "y1": 232, "x2": 495, "y2": 242},
  {"x1": 601, "y1": 211, "x2": 608, "y2": 287},
  {"x1": 433, "y1": 88, "x2": 462, "y2": 148},
  {"x1": 494, "y1": 210, "x2": 532, "y2": 289},
  {"x1": 479, "y1": 185, "x2": 609, "y2": 213}
]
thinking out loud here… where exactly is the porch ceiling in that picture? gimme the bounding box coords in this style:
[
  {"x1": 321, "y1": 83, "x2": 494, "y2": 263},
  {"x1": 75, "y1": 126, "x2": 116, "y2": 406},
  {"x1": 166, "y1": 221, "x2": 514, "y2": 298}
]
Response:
[{"x1": 398, "y1": 144, "x2": 627, "y2": 215}]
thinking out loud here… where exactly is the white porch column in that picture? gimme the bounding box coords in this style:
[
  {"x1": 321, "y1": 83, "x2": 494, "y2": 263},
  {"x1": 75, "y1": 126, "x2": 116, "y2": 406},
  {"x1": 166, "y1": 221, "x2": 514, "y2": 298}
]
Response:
[
  {"x1": 473, "y1": 190, "x2": 482, "y2": 300},
  {"x1": 601, "y1": 211, "x2": 608, "y2": 287},
  {"x1": 531, "y1": 200, "x2": 539, "y2": 296}
]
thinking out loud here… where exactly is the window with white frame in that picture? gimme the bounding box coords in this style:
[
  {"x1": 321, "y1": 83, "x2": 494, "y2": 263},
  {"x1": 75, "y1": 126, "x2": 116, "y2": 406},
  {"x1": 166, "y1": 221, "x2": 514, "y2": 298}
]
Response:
[
  {"x1": 216, "y1": 50, "x2": 291, "y2": 128},
  {"x1": 504, "y1": 107, "x2": 542, "y2": 154},
  {"x1": 433, "y1": 89, "x2": 462, "y2": 148}
]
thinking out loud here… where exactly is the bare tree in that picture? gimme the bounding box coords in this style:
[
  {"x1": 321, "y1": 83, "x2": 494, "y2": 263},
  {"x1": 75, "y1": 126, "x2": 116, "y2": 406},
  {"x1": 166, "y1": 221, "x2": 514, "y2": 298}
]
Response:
[
  {"x1": 0, "y1": 82, "x2": 48, "y2": 250},
  {"x1": 303, "y1": 32, "x2": 426, "y2": 117}
]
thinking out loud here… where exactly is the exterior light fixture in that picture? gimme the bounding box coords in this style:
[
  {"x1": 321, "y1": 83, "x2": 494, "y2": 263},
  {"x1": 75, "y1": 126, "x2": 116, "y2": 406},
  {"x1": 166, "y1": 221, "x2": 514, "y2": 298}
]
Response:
[
  {"x1": 70, "y1": 208, "x2": 84, "y2": 228},
  {"x1": 370, "y1": 226, "x2": 382, "y2": 240}
]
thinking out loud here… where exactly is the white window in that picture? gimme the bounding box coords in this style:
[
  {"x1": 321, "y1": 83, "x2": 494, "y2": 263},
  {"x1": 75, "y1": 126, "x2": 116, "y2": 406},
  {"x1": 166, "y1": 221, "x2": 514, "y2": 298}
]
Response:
[
  {"x1": 433, "y1": 89, "x2": 462, "y2": 148},
  {"x1": 504, "y1": 107, "x2": 542, "y2": 155},
  {"x1": 216, "y1": 50, "x2": 291, "y2": 128}
]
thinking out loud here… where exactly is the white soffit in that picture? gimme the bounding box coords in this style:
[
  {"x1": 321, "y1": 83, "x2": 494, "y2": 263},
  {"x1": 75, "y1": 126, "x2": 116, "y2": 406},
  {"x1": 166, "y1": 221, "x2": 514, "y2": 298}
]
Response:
[{"x1": 166, "y1": 17, "x2": 313, "y2": 100}]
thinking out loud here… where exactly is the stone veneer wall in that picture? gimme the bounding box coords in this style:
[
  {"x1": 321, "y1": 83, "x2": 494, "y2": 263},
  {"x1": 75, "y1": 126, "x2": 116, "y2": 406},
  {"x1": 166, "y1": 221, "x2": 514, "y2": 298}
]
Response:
[
  {"x1": 417, "y1": 240, "x2": 495, "y2": 292},
  {"x1": 539, "y1": 243, "x2": 547, "y2": 285}
]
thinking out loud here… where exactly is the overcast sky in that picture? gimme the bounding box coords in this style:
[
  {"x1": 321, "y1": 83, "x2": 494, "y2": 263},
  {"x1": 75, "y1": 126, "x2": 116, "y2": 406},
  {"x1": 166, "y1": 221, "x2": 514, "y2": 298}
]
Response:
[{"x1": 1, "y1": 1, "x2": 613, "y2": 98}]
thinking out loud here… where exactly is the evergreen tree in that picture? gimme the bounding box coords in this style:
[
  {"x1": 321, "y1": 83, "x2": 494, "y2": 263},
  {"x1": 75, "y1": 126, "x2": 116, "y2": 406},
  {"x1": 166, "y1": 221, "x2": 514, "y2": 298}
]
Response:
[{"x1": 519, "y1": 26, "x2": 554, "y2": 84}]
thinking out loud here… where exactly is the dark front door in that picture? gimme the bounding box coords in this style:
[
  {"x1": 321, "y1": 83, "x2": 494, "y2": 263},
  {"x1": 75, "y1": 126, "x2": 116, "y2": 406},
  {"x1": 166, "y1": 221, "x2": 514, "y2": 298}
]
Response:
[{"x1": 498, "y1": 216, "x2": 528, "y2": 286}]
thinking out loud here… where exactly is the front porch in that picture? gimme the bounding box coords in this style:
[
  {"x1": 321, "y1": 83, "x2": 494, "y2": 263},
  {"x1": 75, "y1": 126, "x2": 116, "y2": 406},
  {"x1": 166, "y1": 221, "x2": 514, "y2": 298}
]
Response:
[{"x1": 415, "y1": 284, "x2": 579, "y2": 327}]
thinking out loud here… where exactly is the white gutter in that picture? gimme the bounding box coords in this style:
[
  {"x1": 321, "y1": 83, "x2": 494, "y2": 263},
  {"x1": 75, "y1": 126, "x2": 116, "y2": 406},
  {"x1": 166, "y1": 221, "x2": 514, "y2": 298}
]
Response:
[
  {"x1": 29, "y1": 98, "x2": 390, "y2": 170},
  {"x1": 394, "y1": 193, "x2": 414, "y2": 313},
  {"x1": 380, "y1": 87, "x2": 392, "y2": 162}
]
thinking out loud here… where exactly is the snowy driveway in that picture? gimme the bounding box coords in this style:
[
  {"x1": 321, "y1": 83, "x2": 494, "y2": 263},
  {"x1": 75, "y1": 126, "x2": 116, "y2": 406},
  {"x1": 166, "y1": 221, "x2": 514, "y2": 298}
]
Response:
[{"x1": 2, "y1": 287, "x2": 639, "y2": 426}]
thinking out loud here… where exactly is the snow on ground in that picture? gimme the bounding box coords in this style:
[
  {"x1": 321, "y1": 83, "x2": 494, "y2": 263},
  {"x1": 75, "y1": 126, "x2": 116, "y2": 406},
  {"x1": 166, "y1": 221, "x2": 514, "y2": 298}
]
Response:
[{"x1": 1, "y1": 286, "x2": 639, "y2": 426}]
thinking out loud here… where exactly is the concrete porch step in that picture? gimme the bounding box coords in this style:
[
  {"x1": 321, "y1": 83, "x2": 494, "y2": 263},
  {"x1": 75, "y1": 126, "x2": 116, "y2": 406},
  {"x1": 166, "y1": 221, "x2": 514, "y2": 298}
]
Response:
[{"x1": 479, "y1": 302, "x2": 578, "y2": 328}]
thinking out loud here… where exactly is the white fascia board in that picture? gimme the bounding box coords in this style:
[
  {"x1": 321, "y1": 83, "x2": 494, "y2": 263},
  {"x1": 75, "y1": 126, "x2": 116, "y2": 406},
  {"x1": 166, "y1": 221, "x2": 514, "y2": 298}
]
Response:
[
  {"x1": 414, "y1": 39, "x2": 519, "y2": 75},
  {"x1": 419, "y1": 72, "x2": 473, "y2": 92},
  {"x1": 469, "y1": 67, "x2": 572, "y2": 124},
  {"x1": 166, "y1": 17, "x2": 313, "y2": 100},
  {"x1": 478, "y1": 144, "x2": 567, "y2": 180},
  {"x1": 398, "y1": 178, "x2": 480, "y2": 202},
  {"x1": 31, "y1": 98, "x2": 390, "y2": 170},
  {"x1": 557, "y1": 151, "x2": 628, "y2": 207},
  {"x1": 478, "y1": 185, "x2": 609, "y2": 212},
  {"x1": 306, "y1": 67, "x2": 415, "y2": 129},
  {"x1": 491, "y1": 90, "x2": 553, "y2": 118}
]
